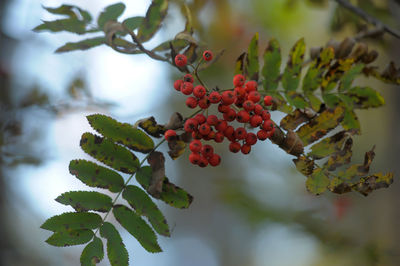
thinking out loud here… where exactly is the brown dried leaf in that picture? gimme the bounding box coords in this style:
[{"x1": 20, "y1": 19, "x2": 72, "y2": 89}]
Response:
[
  {"x1": 147, "y1": 151, "x2": 165, "y2": 198},
  {"x1": 165, "y1": 112, "x2": 183, "y2": 130}
]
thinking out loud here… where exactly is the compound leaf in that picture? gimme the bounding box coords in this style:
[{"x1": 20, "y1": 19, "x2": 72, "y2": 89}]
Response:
[{"x1": 55, "y1": 191, "x2": 113, "y2": 213}]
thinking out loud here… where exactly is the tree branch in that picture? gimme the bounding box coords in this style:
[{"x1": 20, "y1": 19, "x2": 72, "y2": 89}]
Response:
[{"x1": 334, "y1": 0, "x2": 400, "y2": 39}]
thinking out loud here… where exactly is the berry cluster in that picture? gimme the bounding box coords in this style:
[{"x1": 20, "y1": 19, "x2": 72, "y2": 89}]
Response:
[{"x1": 167, "y1": 52, "x2": 275, "y2": 167}]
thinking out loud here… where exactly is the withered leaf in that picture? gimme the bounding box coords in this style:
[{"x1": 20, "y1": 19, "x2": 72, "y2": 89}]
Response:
[
  {"x1": 280, "y1": 109, "x2": 309, "y2": 131},
  {"x1": 324, "y1": 137, "x2": 353, "y2": 171},
  {"x1": 293, "y1": 156, "x2": 315, "y2": 176},
  {"x1": 137, "y1": 116, "x2": 166, "y2": 138},
  {"x1": 147, "y1": 151, "x2": 166, "y2": 198}
]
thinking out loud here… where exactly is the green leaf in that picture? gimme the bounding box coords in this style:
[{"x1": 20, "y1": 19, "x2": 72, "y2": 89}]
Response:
[
  {"x1": 262, "y1": 38, "x2": 281, "y2": 91},
  {"x1": 44, "y1": 5, "x2": 92, "y2": 22},
  {"x1": 151, "y1": 39, "x2": 188, "y2": 53},
  {"x1": 97, "y1": 3, "x2": 126, "y2": 29},
  {"x1": 306, "y1": 93, "x2": 322, "y2": 111},
  {"x1": 123, "y1": 185, "x2": 170, "y2": 236},
  {"x1": 306, "y1": 168, "x2": 330, "y2": 195},
  {"x1": 55, "y1": 191, "x2": 113, "y2": 212},
  {"x1": 346, "y1": 87, "x2": 385, "y2": 109},
  {"x1": 136, "y1": 167, "x2": 193, "y2": 209},
  {"x1": 293, "y1": 156, "x2": 315, "y2": 176},
  {"x1": 296, "y1": 106, "x2": 345, "y2": 146},
  {"x1": 123, "y1": 16, "x2": 144, "y2": 31},
  {"x1": 137, "y1": 117, "x2": 166, "y2": 138},
  {"x1": 80, "y1": 237, "x2": 104, "y2": 266},
  {"x1": 55, "y1": 37, "x2": 105, "y2": 53},
  {"x1": 234, "y1": 52, "x2": 246, "y2": 76},
  {"x1": 339, "y1": 63, "x2": 364, "y2": 92},
  {"x1": 324, "y1": 138, "x2": 353, "y2": 171},
  {"x1": 46, "y1": 229, "x2": 93, "y2": 247},
  {"x1": 280, "y1": 109, "x2": 309, "y2": 131},
  {"x1": 285, "y1": 91, "x2": 308, "y2": 109},
  {"x1": 341, "y1": 108, "x2": 361, "y2": 134},
  {"x1": 137, "y1": 0, "x2": 169, "y2": 42},
  {"x1": 87, "y1": 114, "x2": 154, "y2": 153},
  {"x1": 80, "y1": 133, "x2": 140, "y2": 174},
  {"x1": 353, "y1": 172, "x2": 394, "y2": 196},
  {"x1": 113, "y1": 205, "x2": 162, "y2": 253},
  {"x1": 100, "y1": 222, "x2": 129, "y2": 266},
  {"x1": 308, "y1": 131, "x2": 349, "y2": 160},
  {"x1": 41, "y1": 212, "x2": 102, "y2": 232},
  {"x1": 34, "y1": 19, "x2": 87, "y2": 34},
  {"x1": 322, "y1": 93, "x2": 341, "y2": 108},
  {"x1": 282, "y1": 38, "x2": 305, "y2": 92},
  {"x1": 247, "y1": 33, "x2": 259, "y2": 81},
  {"x1": 268, "y1": 91, "x2": 293, "y2": 113},
  {"x1": 69, "y1": 160, "x2": 124, "y2": 193}
]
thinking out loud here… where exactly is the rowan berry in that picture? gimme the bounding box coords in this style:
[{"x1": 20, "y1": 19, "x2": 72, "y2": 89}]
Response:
[
  {"x1": 164, "y1": 129, "x2": 177, "y2": 141},
  {"x1": 245, "y1": 80, "x2": 258, "y2": 92},
  {"x1": 192, "y1": 131, "x2": 202, "y2": 139},
  {"x1": 193, "y1": 85, "x2": 206, "y2": 98},
  {"x1": 203, "y1": 50, "x2": 213, "y2": 61},
  {"x1": 243, "y1": 100, "x2": 255, "y2": 112},
  {"x1": 247, "y1": 91, "x2": 261, "y2": 103},
  {"x1": 207, "y1": 130, "x2": 216, "y2": 140},
  {"x1": 234, "y1": 97, "x2": 245, "y2": 107},
  {"x1": 181, "y1": 82, "x2": 194, "y2": 95},
  {"x1": 261, "y1": 110, "x2": 271, "y2": 121},
  {"x1": 206, "y1": 115, "x2": 219, "y2": 126},
  {"x1": 241, "y1": 144, "x2": 251, "y2": 154},
  {"x1": 209, "y1": 91, "x2": 222, "y2": 103},
  {"x1": 234, "y1": 87, "x2": 246, "y2": 99},
  {"x1": 229, "y1": 141, "x2": 241, "y2": 153},
  {"x1": 198, "y1": 97, "x2": 211, "y2": 109},
  {"x1": 199, "y1": 123, "x2": 211, "y2": 135},
  {"x1": 174, "y1": 80, "x2": 183, "y2": 91},
  {"x1": 264, "y1": 95, "x2": 273, "y2": 106},
  {"x1": 234, "y1": 127, "x2": 247, "y2": 140},
  {"x1": 189, "y1": 139, "x2": 202, "y2": 153},
  {"x1": 214, "y1": 132, "x2": 225, "y2": 143},
  {"x1": 262, "y1": 120, "x2": 274, "y2": 131},
  {"x1": 209, "y1": 153, "x2": 221, "y2": 166},
  {"x1": 184, "y1": 74, "x2": 194, "y2": 83},
  {"x1": 198, "y1": 156, "x2": 209, "y2": 167},
  {"x1": 221, "y1": 91, "x2": 236, "y2": 105},
  {"x1": 216, "y1": 120, "x2": 228, "y2": 132},
  {"x1": 194, "y1": 114, "x2": 206, "y2": 124},
  {"x1": 267, "y1": 126, "x2": 276, "y2": 138},
  {"x1": 184, "y1": 118, "x2": 199, "y2": 133},
  {"x1": 257, "y1": 129, "x2": 269, "y2": 140},
  {"x1": 233, "y1": 74, "x2": 245, "y2": 87},
  {"x1": 174, "y1": 54, "x2": 187, "y2": 67},
  {"x1": 201, "y1": 144, "x2": 214, "y2": 159},
  {"x1": 245, "y1": 132, "x2": 258, "y2": 145},
  {"x1": 254, "y1": 104, "x2": 264, "y2": 115},
  {"x1": 224, "y1": 126, "x2": 235, "y2": 138},
  {"x1": 249, "y1": 115, "x2": 263, "y2": 127},
  {"x1": 223, "y1": 108, "x2": 236, "y2": 122},
  {"x1": 186, "y1": 97, "x2": 198, "y2": 108},
  {"x1": 189, "y1": 152, "x2": 201, "y2": 165},
  {"x1": 236, "y1": 110, "x2": 250, "y2": 123},
  {"x1": 218, "y1": 103, "x2": 230, "y2": 113}
]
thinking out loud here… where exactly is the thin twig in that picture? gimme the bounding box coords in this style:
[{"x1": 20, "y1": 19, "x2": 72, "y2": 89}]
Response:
[{"x1": 334, "y1": 0, "x2": 400, "y2": 39}]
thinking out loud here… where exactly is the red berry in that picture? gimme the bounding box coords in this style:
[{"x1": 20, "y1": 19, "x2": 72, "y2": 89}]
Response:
[
  {"x1": 207, "y1": 130, "x2": 216, "y2": 140},
  {"x1": 218, "y1": 104, "x2": 230, "y2": 113},
  {"x1": 174, "y1": 54, "x2": 187, "y2": 67},
  {"x1": 186, "y1": 96, "x2": 198, "y2": 108},
  {"x1": 245, "y1": 132, "x2": 258, "y2": 145},
  {"x1": 198, "y1": 156, "x2": 209, "y2": 167},
  {"x1": 233, "y1": 74, "x2": 245, "y2": 87},
  {"x1": 189, "y1": 152, "x2": 201, "y2": 165},
  {"x1": 247, "y1": 91, "x2": 261, "y2": 103},
  {"x1": 234, "y1": 87, "x2": 246, "y2": 99},
  {"x1": 257, "y1": 129, "x2": 269, "y2": 140},
  {"x1": 206, "y1": 115, "x2": 219, "y2": 126},
  {"x1": 192, "y1": 131, "x2": 202, "y2": 139},
  {"x1": 201, "y1": 144, "x2": 214, "y2": 159},
  {"x1": 199, "y1": 123, "x2": 211, "y2": 135},
  {"x1": 184, "y1": 74, "x2": 194, "y2": 83},
  {"x1": 209, "y1": 153, "x2": 221, "y2": 166},
  {"x1": 224, "y1": 126, "x2": 235, "y2": 138},
  {"x1": 181, "y1": 82, "x2": 193, "y2": 95},
  {"x1": 254, "y1": 104, "x2": 264, "y2": 115},
  {"x1": 214, "y1": 132, "x2": 225, "y2": 143},
  {"x1": 245, "y1": 80, "x2": 258, "y2": 92},
  {"x1": 209, "y1": 91, "x2": 221, "y2": 103},
  {"x1": 241, "y1": 144, "x2": 251, "y2": 154},
  {"x1": 264, "y1": 95, "x2": 273, "y2": 106},
  {"x1": 189, "y1": 140, "x2": 202, "y2": 153},
  {"x1": 221, "y1": 91, "x2": 236, "y2": 105},
  {"x1": 250, "y1": 115, "x2": 263, "y2": 127},
  {"x1": 229, "y1": 141, "x2": 241, "y2": 153},
  {"x1": 243, "y1": 100, "x2": 255, "y2": 112},
  {"x1": 203, "y1": 50, "x2": 213, "y2": 61},
  {"x1": 234, "y1": 127, "x2": 247, "y2": 140},
  {"x1": 234, "y1": 97, "x2": 245, "y2": 107},
  {"x1": 174, "y1": 80, "x2": 183, "y2": 91},
  {"x1": 194, "y1": 114, "x2": 206, "y2": 124},
  {"x1": 184, "y1": 118, "x2": 199, "y2": 133},
  {"x1": 193, "y1": 85, "x2": 206, "y2": 98},
  {"x1": 261, "y1": 110, "x2": 271, "y2": 121},
  {"x1": 216, "y1": 120, "x2": 228, "y2": 132},
  {"x1": 223, "y1": 108, "x2": 236, "y2": 122},
  {"x1": 236, "y1": 110, "x2": 250, "y2": 123},
  {"x1": 164, "y1": 129, "x2": 177, "y2": 141},
  {"x1": 267, "y1": 127, "x2": 276, "y2": 138},
  {"x1": 198, "y1": 97, "x2": 211, "y2": 109},
  {"x1": 262, "y1": 120, "x2": 274, "y2": 131}
]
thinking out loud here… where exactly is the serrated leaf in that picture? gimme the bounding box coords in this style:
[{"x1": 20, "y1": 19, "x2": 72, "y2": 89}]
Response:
[
  {"x1": 282, "y1": 38, "x2": 305, "y2": 92},
  {"x1": 353, "y1": 172, "x2": 394, "y2": 196},
  {"x1": 69, "y1": 160, "x2": 124, "y2": 193},
  {"x1": 137, "y1": 0, "x2": 169, "y2": 42},
  {"x1": 123, "y1": 185, "x2": 170, "y2": 236},
  {"x1": 322, "y1": 93, "x2": 341, "y2": 108},
  {"x1": 302, "y1": 48, "x2": 334, "y2": 94},
  {"x1": 151, "y1": 39, "x2": 188, "y2": 53},
  {"x1": 80, "y1": 237, "x2": 104, "y2": 266},
  {"x1": 80, "y1": 133, "x2": 140, "y2": 174},
  {"x1": 41, "y1": 212, "x2": 102, "y2": 232},
  {"x1": 56, "y1": 37, "x2": 105, "y2": 53},
  {"x1": 296, "y1": 106, "x2": 345, "y2": 146},
  {"x1": 339, "y1": 63, "x2": 364, "y2": 92},
  {"x1": 123, "y1": 16, "x2": 144, "y2": 31},
  {"x1": 306, "y1": 168, "x2": 330, "y2": 195},
  {"x1": 113, "y1": 205, "x2": 162, "y2": 253},
  {"x1": 46, "y1": 229, "x2": 93, "y2": 247},
  {"x1": 285, "y1": 91, "x2": 308, "y2": 109},
  {"x1": 97, "y1": 3, "x2": 126, "y2": 29},
  {"x1": 346, "y1": 87, "x2": 385, "y2": 109},
  {"x1": 44, "y1": 5, "x2": 92, "y2": 22},
  {"x1": 55, "y1": 191, "x2": 113, "y2": 212},
  {"x1": 324, "y1": 138, "x2": 353, "y2": 171},
  {"x1": 136, "y1": 167, "x2": 193, "y2": 209},
  {"x1": 247, "y1": 33, "x2": 259, "y2": 81},
  {"x1": 34, "y1": 19, "x2": 87, "y2": 34},
  {"x1": 280, "y1": 109, "x2": 309, "y2": 131},
  {"x1": 308, "y1": 131, "x2": 349, "y2": 159},
  {"x1": 235, "y1": 52, "x2": 246, "y2": 76},
  {"x1": 293, "y1": 156, "x2": 315, "y2": 176},
  {"x1": 306, "y1": 93, "x2": 322, "y2": 111},
  {"x1": 262, "y1": 38, "x2": 281, "y2": 91},
  {"x1": 87, "y1": 114, "x2": 154, "y2": 153},
  {"x1": 100, "y1": 222, "x2": 129, "y2": 266},
  {"x1": 341, "y1": 108, "x2": 361, "y2": 134},
  {"x1": 137, "y1": 117, "x2": 166, "y2": 138}
]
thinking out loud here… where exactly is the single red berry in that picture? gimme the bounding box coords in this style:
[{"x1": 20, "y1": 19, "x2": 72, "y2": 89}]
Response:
[
  {"x1": 186, "y1": 96, "x2": 198, "y2": 109},
  {"x1": 245, "y1": 132, "x2": 258, "y2": 145},
  {"x1": 243, "y1": 100, "x2": 255, "y2": 112},
  {"x1": 209, "y1": 153, "x2": 221, "y2": 166},
  {"x1": 193, "y1": 85, "x2": 206, "y2": 98},
  {"x1": 236, "y1": 110, "x2": 250, "y2": 123},
  {"x1": 247, "y1": 91, "x2": 261, "y2": 103},
  {"x1": 199, "y1": 123, "x2": 211, "y2": 135},
  {"x1": 184, "y1": 118, "x2": 199, "y2": 133},
  {"x1": 261, "y1": 110, "x2": 271, "y2": 121},
  {"x1": 198, "y1": 156, "x2": 209, "y2": 167},
  {"x1": 201, "y1": 144, "x2": 214, "y2": 159},
  {"x1": 224, "y1": 126, "x2": 235, "y2": 138},
  {"x1": 209, "y1": 91, "x2": 221, "y2": 104},
  {"x1": 233, "y1": 74, "x2": 245, "y2": 87},
  {"x1": 245, "y1": 80, "x2": 258, "y2": 92},
  {"x1": 174, "y1": 54, "x2": 187, "y2": 67},
  {"x1": 206, "y1": 115, "x2": 219, "y2": 126},
  {"x1": 254, "y1": 104, "x2": 264, "y2": 115},
  {"x1": 174, "y1": 80, "x2": 183, "y2": 91},
  {"x1": 203, "y1": 50, "x2": 213, "y2": 61},
  {"x1": 241, "y1": 144, "x2": 251, "y2": 154},
  {"x1": 267, "y1": 126, "x2": 276, "y2": 138},
  {"x1": 218, "y1": 103, "x2": 230, "y2": 113},
  {"x1": 194, "y1": 114, "x2": 206, "y2": 124},
  {"x1": 189, "y1": 139, "x2": 202, "y2": 153},
  {"x1": 189, "y1": 152, "x2": 201, "y2": 165},
  {"x1": 264, "y1": 95, "x2": 273, "y2": 106},
  {"x1": 234, "y1": 87, "x2": 246, "y2": 99},
  {"x1": 234, "y1": 127, "x2": 247, "y2": 140},
  {"x1": 181, "y1": 82, "x2": 194, "y2": 95},
  {"x1": 216, "y1": 120, "x2": 228, "y2": 132},
  {"x1": 223, "y1": 108, "x2": 236, "y2": 122},
  {"x1": 184, "y1": 74, "x2": 194, "y2": 83},
  {"x1": 262, "y1": 120, "x2": 274, "y2": 131},
  {"x1": 214, "y1": 132, "x2": 225, "y2": 143},
  {"x1": 234, "y1": 97, "x2": 245, "y2": 108},
  {"x1": 229, "y1": 141, "x2": 241, "y2": 153},
  {"x1": 164, "y1": 129, "x2": 177, "y2": 141},
  {"x1": 257, "y1": 129, "x2": 269, "y2": 140},
  {"x1": 207, "y1": 130, "x2": 216, "y2": 140},
  {"x1": 221, "y1": 91, "x2": 236, "y2": 105},
  {"x1": 250, "y1": 115, "x2": 263, "y2": 127},
  {"x1": 198, "y1": 97, "x2": 211, "y2": 109},
  {"x1": 192, "y1": 131, "x2": 202, "y2": 139}
]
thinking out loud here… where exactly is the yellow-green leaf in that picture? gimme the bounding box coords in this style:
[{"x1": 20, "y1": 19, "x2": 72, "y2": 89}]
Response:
[
  {"x1": 285, "y1": 91, "x2": 308, "y2": 109},
  {"x1": 324, "y1": 138, "x2": 353, "y2": 171},
  {"x1": 353, "y1": 172, "x2": 394, "y2": 196},
  {"x1": 235, "y1": 52, "x2": 246, "y2": 76},
  {"x1": 280, "y1": 109, "x2": 309, "y2": 131},
  {"x1": 341, "y1": 108, "x2": 360, "y2": 134},
  {"x1": 137, "y1": 117, "x2": 166, "y2": 138},
  {"x1": 282, "y1": 38, "x2": 305, "y2": 92},
  {"x1": 306, "y1": 168, "x2": 330, "y2": 195},
  {"x1": 308, "y1": 131, "x2": 349, "y2": 160},
  {"x1": 339, "y1": 63, "x2": 364, "y2": 92},
  {"x1": 293, "y1": 156, "x2": 315, "y2": 176},
  {"x1": 346, "y1": 87, "x2": 385, "y2": 109}
]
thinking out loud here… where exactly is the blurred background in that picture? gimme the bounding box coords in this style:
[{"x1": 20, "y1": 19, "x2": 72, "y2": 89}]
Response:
[{"x1": 1, "y1": 0, "x2": 400, "y2": 265}]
